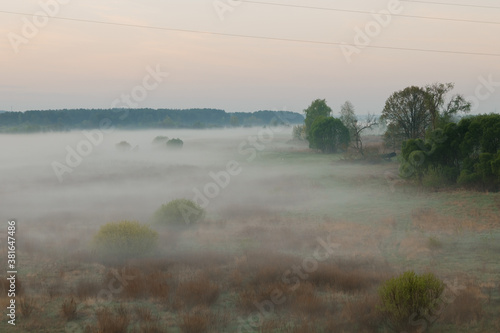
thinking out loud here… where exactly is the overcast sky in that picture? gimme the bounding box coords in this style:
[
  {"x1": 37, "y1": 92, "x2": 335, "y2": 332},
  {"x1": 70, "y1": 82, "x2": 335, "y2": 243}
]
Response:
[{"x1": 1, "y1": 0, "x2": 499, "y2": 115}]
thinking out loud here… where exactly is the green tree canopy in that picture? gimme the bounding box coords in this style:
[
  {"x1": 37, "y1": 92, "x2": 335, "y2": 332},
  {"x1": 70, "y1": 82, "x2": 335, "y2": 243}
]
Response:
[
  {"x1": 309, "y1": 116, "x2": 350, "y2": 153},
  {"x1": 304, "y1": 99, "x2": 332, "y2": 139},
  {"x1": 381, "y1": 83, "x2": 470, "y2": 143},
  {"x1": 381, "y1": 86, "x2": 430, "y2": 141}
]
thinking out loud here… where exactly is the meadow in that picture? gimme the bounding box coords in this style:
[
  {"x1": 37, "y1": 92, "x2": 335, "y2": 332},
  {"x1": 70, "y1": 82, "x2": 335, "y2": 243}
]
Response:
[{"x1": 0, "y1": 127, "x2": 499, "y2": 332}]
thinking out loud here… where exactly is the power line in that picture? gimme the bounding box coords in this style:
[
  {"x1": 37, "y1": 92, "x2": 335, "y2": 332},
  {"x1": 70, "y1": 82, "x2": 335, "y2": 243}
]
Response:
[
  {"x1": 241, "y1": 0, "x2": 500, "y2": 25},
  {"x1": 1, "y1": 10, "x2": 500, "y2": 58},
  {"x1": 399, "y1": 0, "x2": 500, "y2": 9}
]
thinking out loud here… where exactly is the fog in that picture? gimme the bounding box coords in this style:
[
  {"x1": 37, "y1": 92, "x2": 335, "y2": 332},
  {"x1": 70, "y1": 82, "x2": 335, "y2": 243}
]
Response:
[
  {"x1": 2, "y1": 127, "x2": 499, "y2": 332},
  {"x1": 1, "y1": 128, "x2": 374, "y2": 226}
]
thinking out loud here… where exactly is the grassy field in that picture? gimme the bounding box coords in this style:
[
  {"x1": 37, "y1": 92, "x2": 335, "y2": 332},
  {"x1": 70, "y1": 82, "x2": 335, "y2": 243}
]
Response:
[{"x1": 0, "y1": 129, "x2": 499, "y2": 332}]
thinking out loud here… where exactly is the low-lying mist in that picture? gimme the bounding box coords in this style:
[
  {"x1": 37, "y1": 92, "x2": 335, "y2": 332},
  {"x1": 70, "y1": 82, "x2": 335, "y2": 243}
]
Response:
[{"x1": 1, "y1": 127, "x2": 499, "y2": 332}]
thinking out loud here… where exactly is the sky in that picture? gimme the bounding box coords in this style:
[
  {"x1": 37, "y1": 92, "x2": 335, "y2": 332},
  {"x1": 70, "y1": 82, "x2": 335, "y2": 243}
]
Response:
[{"x1": 0, "y1": 0, "x2": 499, "y2": 116}]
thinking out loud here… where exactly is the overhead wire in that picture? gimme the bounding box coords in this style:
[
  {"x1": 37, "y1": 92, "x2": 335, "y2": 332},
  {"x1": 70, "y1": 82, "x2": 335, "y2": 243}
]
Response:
[
  {"x1": 240, "y1": 0, "x2": 500, "y2": 25},
  {"x1": 399, "y1": 0, "x2": 500, "y2": 10},
  {"x1": 0, "y1": 7, "x2": 499, "y2": 57}
]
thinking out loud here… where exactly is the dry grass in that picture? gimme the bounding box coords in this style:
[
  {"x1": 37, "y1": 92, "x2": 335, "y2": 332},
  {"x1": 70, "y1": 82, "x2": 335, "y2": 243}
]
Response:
[
  {"x1": 237, "y1": 281, "x2": 289, "y2": 313},
  {"x1": 174, "y1": 274, "x2": 220, "y2": 309},
  {"x1": 134, "y1": 305, "x2": 156, "y2": 322},
  {"x1": 341, "y1": 293, "x2": 383, "y2": 332},
  {"x1": 412, "y1": 206, "x2": 500, "y2": 232},
  {"x1": 122, "y1": 269, "x2": 170, "y2": 300},
  {"x1": 441, "y1": 283, "x2": 485, "y2": 325},
  {"x1": 308, "y1": 263, "x2": 386, "y2": 292},
  {"x1": 290, "y1": 282, "x2": 327, "y2": 316},
  {"x1": 61, "y1": 297, "x2": 78, "y2": 320},
  {"x1": 178, "y1": 306, "x2": 213, "y2": 333},
  {"x1": 18, "y1": 297, "x2": 37, "y2": 318},
  {"x1": 74, "y1": 279, "x2": 102, "y2": 300},
  {"x1": 94, "y1": 306, "x2": 130, "y2": 333},
  {"x1": 134, "y1": 322, "x2": 167, "y2": 333},
  {"x1": 0, "y1": 276, "x2": 22, "y2": 296}
]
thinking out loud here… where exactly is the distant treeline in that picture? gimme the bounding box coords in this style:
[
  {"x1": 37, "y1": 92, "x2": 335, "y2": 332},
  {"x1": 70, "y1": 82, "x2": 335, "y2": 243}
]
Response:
[{"x1": 0, "y1": 108, "x2": 304, "y2": 133}]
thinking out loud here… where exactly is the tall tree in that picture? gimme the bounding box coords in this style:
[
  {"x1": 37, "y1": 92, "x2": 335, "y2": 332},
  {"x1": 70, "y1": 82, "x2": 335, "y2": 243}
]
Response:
[
  {"x1": 381, "y1": 86, "x2": 431, "y2": 141},
  {"x1": 304, "y1": 99, "x2": 332, "y2": 139},
  {"x1": 309, "y1": 116, "x2": 350, "y2": 153},
  {"x1": 340, "y1": 101, "x2": 377, "y2": 157},
  {"x1": 425, "y1": 82, "x2": 471, "y2": 130}
]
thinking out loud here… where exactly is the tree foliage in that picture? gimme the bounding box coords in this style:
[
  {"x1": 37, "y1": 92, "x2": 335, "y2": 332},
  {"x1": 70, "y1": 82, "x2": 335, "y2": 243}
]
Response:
[
  {"x1": 381, "y1": 83, "x2": 470, "y2": 143},
  {"x1": 0, "y1": 109, "x2": 304, "y2": 133},
  {"x1": 382, "y1": 86, "x2": 430, "y2": 141},
  {"x1": 378, "y1": 271, "x2": 445, "y2": 332},
  {"x1": 399, "y1": 114, "x2": 500, "y2": 191},
  {"x1": 166, "y1": 138, "x2": 184, "y2": 149},
  {"x1": 304, "y1": 99, "x2": 332, "y2": 139},
  {"x1": 93, "y1": 221, "x2": 158, "y2": 260},
  {"x1": 152, "y1": 199, "x2": 205, "y2": 227},
  {"x1": 115, "y1": 141, "x2": 132, "y2": 151},
  {"x1": 340, "y1": 101, "x2": 377, "y2": 157},
  {"x1": 309, "y1": 116, "x2": 350, "y2": 153}
]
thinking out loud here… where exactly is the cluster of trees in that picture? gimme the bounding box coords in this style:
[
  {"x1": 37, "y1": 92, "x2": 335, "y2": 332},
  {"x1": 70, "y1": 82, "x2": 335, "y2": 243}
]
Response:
[
  {"x1": 381, "y1": 83, "x2": 471, "y2": 151},
  {"x1": 294, "y1": 99, "x2": 377, "y2": 155},
  {"x1": 0, "y1": 108, "x2": 304, "y2": 133},
  {"x1": 116, "y1": 136, "x2": 185, "y2": 152},
  {"x1": 381, "y1": 82, "x2": 500, "y2": 191},
  {"x1": 295, "y1": 82, "x2": 499, "y2": 191},
  {"x1": 401, "y1": 114, "x2": 500, "y2": 191}
]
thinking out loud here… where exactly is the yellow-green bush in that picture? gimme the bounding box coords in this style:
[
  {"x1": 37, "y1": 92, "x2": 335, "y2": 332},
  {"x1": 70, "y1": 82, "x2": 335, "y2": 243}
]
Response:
[
  {"x1": 152, "y1": 199, "x2": 205, "y2": 227},
  {"x1": 93, "y1": 221, "x2": 158, "y2": 259},
  {"x1": 378, "y1": 271, "x2": 444, "y2": 332}
]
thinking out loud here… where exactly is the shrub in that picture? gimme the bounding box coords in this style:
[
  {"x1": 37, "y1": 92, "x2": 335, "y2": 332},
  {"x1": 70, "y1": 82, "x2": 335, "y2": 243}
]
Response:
[
  {"x1": 152, "y1": 199, "x2": 205, "y2": 227},
  {"x1": 152, "y1": 136, "x2": 169, "y2": 146},
  {"x1": 116, "y1": 141, "x2": 132, "y2": 151},
  {"x1": 93, "y1": 221, "x2": 158, "y2": 260},
  {"x1": 167, "y1": 138, "x2": 183, "y2": 149},
  {"x1": 378, "y1": 271, "x2": 444, "y2": 332}
]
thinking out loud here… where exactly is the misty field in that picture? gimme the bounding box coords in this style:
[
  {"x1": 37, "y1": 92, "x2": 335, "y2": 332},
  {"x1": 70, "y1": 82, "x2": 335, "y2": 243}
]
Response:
[{"x1": 1, "y1": 128, "x2": 499, "y2": 332}]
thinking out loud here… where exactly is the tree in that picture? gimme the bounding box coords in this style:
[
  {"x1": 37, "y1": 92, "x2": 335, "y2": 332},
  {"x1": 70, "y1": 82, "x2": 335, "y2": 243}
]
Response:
[
  {"x1": 167, "y1": 138, "x2": 183, "y2": 149},
  {"x1": 381, "y1": 86, "x2": 430, "y2": 141},
  {"x1": 115, "y1": 141, "x2": 132, "y2": 151},
  {"x1": 230, "y1": 115, "x2": 240, "y2": 127},
  {"x1": 340, "y1": 101, "x2": 377, "y2": 157},
  {"x1": 382, "y1": 83, "x2": 471, "y2": 144},
  {"x1": 383, "y1": 122, "x2": 406, "y2": 153},
  {"x1": 93, "y1": 221, "x2": 158, "y2": 261},
  {"x1": 304, "y1": 99, "x2": 332, "y2": 139},
  {"x1": 292, "y1": 124, "x2": 306, "y2": 141},
  {"x1": 309, "y1": 116, "x2": 350, "y2": 153},
  {"x1": 152, "y1": 199, "x2": 205, "y2": 227},
  {"x1": 425, "y1": 82, "x2": 471, "y2": 130},
  {"x1": 398, "y1": 114, "x2": 500, "y2": 191},
  {"x1": 378, "y1": 271, "x2": 444, "y2": 332}
]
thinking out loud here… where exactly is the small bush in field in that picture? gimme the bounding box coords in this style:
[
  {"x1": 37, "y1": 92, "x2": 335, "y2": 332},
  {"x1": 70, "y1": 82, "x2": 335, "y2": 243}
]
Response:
[
  {"x1": 378, "y1": 271, "x2": 444, "y2": 332},
  {"x1": 152, "y1": 136, "x2": 169, "y2": 146},
  {"x1": 152, "y1": 199, "x2": 205, "y2": 227},
  {"x1": 93, "y1": 221, "x2": 158, "y2": 259},
  {"x1": 116, "y1": 141, "x2": 132, "y2": 151},
  {"x1": 167, "y1": 138, "x2": 183, "y2": 149},
  {"x1": 61, "y1": 298, "x2": 78, "y2": 320}
]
